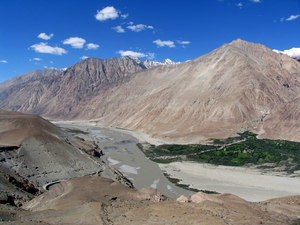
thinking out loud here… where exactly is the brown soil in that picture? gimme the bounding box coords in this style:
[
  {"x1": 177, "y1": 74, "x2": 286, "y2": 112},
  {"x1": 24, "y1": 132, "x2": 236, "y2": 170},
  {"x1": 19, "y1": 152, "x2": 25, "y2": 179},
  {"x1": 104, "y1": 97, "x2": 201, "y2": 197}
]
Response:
[{"x1": 0, "y1": 176, "x2": 298, "y2": 225}]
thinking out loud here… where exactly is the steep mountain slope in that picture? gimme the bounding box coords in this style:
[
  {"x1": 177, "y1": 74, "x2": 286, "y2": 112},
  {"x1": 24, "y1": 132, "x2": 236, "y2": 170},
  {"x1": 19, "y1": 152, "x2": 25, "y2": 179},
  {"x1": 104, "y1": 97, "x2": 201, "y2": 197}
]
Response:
[
  {"x1": 0, "y1": 68, "x2": 65, "y2": 100},
  {"x1": 259, "y1": 94, "x2": 300, "y2": 141},
  {"x1": 1, "y1": 39, "x2": 300, "y2": 142}
]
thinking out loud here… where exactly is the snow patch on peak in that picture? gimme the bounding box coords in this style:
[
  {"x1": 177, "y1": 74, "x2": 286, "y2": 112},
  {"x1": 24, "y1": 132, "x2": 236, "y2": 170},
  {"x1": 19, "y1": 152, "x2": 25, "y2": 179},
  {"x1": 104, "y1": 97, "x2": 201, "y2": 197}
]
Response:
[
  {"x1": 143, "y1": 58, "x2": 180, "y2": 68},
  {"x1": 119, "y1": 55, "x2": 180, "y2": 69},
  {"x1": 273, "y1": 47, "x2": 300, "y2": 60},
  {"x1": 162, "y1": 58, "x2": 173, "y2": 64},
  {"x1": 283, "y1": 48, "x2": 300, "y2": 58},
  {"x1": 45, "y1": 67, "x2": 68, "y2": 72}
]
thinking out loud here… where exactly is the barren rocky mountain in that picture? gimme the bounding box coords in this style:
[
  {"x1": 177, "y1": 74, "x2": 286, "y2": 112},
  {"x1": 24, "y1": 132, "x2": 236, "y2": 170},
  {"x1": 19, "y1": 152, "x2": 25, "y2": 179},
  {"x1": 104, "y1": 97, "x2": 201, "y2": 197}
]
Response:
[
  {"x1": 1, "y1": 39, "x2": 300, "y2": 143},
  {"x1": 0, "y1": 56, "x2": 146, "y2": 113}
]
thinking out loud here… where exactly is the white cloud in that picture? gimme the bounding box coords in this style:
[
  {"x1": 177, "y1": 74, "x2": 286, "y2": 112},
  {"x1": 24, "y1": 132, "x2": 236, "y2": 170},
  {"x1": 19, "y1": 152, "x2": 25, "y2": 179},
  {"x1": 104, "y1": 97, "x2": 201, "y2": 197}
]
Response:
[
  {"x1": 250, "y1": 0, "x2": 261, "y2": 2},
  {"x1": 147, "y1": 52, "x2": 155, "y2": 59},
  {"x1": 86, "y1": 43, "x2": 100, "y2": 50},
  {"x1": 33, "y1": 58, "x2": 42, "y2": 61},
  {"x1": 127, "y1": 21, "x2": 133, "y2": 25},
  {"x1": 80, "y1": 55, "x2": 89, "y2": 60},
  {"x1": 112, "y1": 25, "x2": 126, "y2": 33},
  {"x1": 127, "y1": 24, "x2": 153, "y2": 32},
  {"x1": 286, "y1": 14, "x2": 300, "y2": 21},
  {"x1": 38, "y1": 33, "x2": 54, "y2": 40},
  {"x1": 30, "y1": 42, "x2": 67, "y2": 55},
  {"x1": 121, "y1": 14, "x2": 129, "y2": 19},
  {"x1": 95, "y1": 6, "x2": 119, "y2": 21},
  {"x1": 280, "y1": 17, "x2": 285, "y2": 22},
  {"x1": 1, "y1": 60, "x2": 7, "y2": 63},
  {"x1": 177, "y1": 40, "x2": 190, "y2": 45},
  {"x1": 44, "y1": 66, "x2": 47, "y2": 68},
  {"x1": 63, "y1": 37, "x2": 86, "y2": 48},
  {"x1": 117, "y1": 50, "x2": 147, "y2": 58},
  {"x1": 237, "y1": 2, "x2": 243, "y2": 8},
  {"x1": 117, "y1": 50, "x2": 155, "y2": 59},
  {"x1": 153, "y1": 39, "x2": 175, "y2": 48}
]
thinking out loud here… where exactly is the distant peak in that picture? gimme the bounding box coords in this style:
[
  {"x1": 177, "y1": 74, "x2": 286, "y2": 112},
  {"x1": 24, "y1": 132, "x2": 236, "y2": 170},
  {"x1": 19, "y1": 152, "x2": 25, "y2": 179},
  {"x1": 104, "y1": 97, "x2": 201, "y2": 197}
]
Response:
[
  {"x1": 44, "y1": 67, "x2": 67, "y2": 71},
  {"x1": 226, "y1": 39, "x2": 272, "y2": 55},
  {"x1": 232, "y1": 38, "x2": 243, "y2": 43},
  {"x1": 229, "y1": 39, "x2": 251, "y2": 47},
  {"x1": 143, "y1": 58, "x2": 180, "y2": 69},
  {"x1": 121, "y1": 55, "x2": 144, "y2": 67},
  {"x1": 162, "y1": 58, "x2": 173, "y2": 63},
  {"x1": 123, "y1": 55, "x2": 140, "y2": 61}
]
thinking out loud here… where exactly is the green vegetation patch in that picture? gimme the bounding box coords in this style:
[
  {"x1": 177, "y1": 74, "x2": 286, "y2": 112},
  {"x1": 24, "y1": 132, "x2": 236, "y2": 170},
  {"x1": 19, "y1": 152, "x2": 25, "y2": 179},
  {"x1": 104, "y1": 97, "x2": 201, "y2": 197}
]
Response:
[{"x1": 137, "y1": 132, "x2": 300, "y2": 174}]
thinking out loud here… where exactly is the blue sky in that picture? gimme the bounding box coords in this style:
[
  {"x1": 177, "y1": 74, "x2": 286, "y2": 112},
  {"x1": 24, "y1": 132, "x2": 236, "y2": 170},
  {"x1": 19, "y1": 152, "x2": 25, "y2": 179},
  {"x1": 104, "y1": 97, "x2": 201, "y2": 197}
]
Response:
[{"x1": 0, "y1": 0, "x2": 299, "y2": 83}]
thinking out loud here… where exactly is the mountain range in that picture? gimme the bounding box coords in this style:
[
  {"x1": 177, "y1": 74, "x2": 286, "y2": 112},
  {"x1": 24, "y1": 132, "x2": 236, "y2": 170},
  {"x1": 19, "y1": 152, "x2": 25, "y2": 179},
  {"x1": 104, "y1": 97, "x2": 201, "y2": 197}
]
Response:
[{"x1": 1, "y1": 39, "x2": 300, "y2": 143}]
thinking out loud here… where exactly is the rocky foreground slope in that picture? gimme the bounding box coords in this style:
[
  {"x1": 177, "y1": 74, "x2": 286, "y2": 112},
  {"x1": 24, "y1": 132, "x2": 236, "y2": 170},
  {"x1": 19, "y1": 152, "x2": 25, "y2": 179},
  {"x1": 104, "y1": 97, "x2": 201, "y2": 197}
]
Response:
[
  {"x1": 0, "y1": 110, "x2": 132, "y2": 204},
  {"x1": 0, "y1": 176, "x2": 299, "y2": 224},
  {"x1": 1, "y1": 39, "x2": 300, "y2": 143}
]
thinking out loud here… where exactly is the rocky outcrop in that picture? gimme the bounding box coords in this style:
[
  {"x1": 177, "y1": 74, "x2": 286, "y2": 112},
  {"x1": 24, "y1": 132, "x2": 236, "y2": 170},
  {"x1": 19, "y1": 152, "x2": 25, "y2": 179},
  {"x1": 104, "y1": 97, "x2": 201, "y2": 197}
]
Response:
[
  {"x1": 177, "y1": 192, "x2": 225, "y2": 204},
  {"x1": 136, "y1": 187, "x2": 167, "y2": 202},
  {"x1": 0, "y1": 164, "x2": 38, "y2": 205}
]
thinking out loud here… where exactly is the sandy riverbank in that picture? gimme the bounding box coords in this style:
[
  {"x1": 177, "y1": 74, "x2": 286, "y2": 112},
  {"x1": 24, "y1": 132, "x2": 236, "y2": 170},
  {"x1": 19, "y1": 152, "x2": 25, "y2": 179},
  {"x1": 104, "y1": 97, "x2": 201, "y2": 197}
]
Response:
[{"x1": 159, "y1": 161, "x2": 300, "y2": 202}]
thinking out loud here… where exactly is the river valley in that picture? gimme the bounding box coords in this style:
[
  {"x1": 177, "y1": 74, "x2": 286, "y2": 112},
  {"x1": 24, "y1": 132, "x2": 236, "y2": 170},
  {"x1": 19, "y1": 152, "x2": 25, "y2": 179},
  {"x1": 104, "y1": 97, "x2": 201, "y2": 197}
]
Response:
[
  {"x1": 53, "y1": 121, "x2": 300, "y2": 202},
  {"x1": 54, "y1": 121, "x2": 194, "y2": 198}
]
